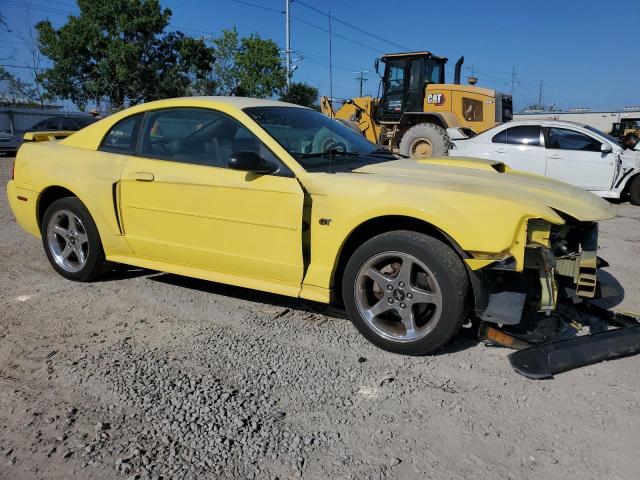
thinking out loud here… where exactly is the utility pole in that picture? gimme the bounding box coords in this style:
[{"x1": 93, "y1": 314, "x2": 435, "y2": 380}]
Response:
[
  {"x1": 510, "y1": 67, "x2": 516, "y2": 97},
  {"x1": 285, "y1": 0, "x2": 292, "y2": 88},
  {"x1": 538, "y1": 80, "x2": 544, "y2": 107},
  {"x1": 354, "y1": 71, "x2": 369, "y2": 97}
]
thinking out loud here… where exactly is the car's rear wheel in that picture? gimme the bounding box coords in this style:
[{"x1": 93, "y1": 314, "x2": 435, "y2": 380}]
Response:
[
  {"x1": 629, "y1": 175, "x2": 640, "y2": 206},
  {"x1": 41, "y1": 197, "x2": 112, "y2": 281},
  {"x1": 342, "y1": 231, "x2": 469, "y2": 355}
]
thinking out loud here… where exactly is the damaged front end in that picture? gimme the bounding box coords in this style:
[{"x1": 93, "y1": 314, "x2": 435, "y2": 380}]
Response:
[{"x1": 470, "y1": 215, "x2": 640, "y2": 378}]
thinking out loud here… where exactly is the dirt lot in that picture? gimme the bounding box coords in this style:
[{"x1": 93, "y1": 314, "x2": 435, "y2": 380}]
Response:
[{"x1": 0, "y1": 157, "x2": 639, "y2": 480}]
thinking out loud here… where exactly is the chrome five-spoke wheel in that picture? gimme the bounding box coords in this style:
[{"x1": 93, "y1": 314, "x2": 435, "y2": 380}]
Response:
[
  {"x1": 354, "y1": 251, "x2": 443, "y2": 343},
  {"x1": 46, "y1": 209, "x2": 89, "y2": 273}
]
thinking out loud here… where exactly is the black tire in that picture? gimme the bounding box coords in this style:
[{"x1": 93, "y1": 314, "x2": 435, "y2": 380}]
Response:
[
  {"x1": 398, "y1": 123, "x2": 449, "y2": 158},
  {"x1": 41, "y1": 197, "x2": 113, "y2": 281},
  {"x1": 629, "y1": 175, "x2": 640, "y2": 206},
  {"x1": 342, "y1": 231, "x2": 469, "y2": 355}
]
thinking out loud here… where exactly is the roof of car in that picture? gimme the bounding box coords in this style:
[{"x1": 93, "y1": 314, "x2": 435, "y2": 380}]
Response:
[
  {"x1": 60, "y1": 96, "x2": 308, "y2": 151},
  {"x1": 137, "y1": 96, "x2": 307, "y2": 110},
  {"x1": 497, "y1": 119, "x2": 590, "y2": 129}
]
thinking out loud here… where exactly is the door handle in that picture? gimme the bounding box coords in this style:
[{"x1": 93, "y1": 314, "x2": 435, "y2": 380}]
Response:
[
  {"x1": 134, "y1": 172, "x2": 154, "y2": 182},
  {"x1": 494, "y1": 148, "x2": 506, "y2": 154},
  {"x1": 549, "y1": 154, "x2": 562, "y2": 159}
]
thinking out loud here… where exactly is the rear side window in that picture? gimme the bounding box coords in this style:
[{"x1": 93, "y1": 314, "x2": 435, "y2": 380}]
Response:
[
  {"x1": 100, "y1": 114, "x2": 143, "y2": 154},
  {"x1": 491, "y1": 129, "x2": 507, "y2": 143},
  {"x1": 60, "y1": 117, "x2": 78, "y2": 130},
  {"x1": 46, "y1": 118, "x2": 60, "y2": 130},
  {"x1": 547, "y1": 128, "x2": 602, "y2": 152},
  {"x1": 33, "y1": 117, "x2": 60, "y2": 130},
  {"x1": 493, "y1": 125, "x2": 541, "y2": 146}
]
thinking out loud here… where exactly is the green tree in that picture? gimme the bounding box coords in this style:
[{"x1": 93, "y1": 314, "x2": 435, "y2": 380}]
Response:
[
  {"x1": 207, "y1": 28, "x2": 286, "y2": 98},
  {"x1": 36, "y1": 0, "x2": 214, "y2": 110},
  {"x1": 0, "y1": 66, "x2": 39, "y2": 105},
  {"x1": 279, "y1": 82, "x2": 319, "y2": 109}
]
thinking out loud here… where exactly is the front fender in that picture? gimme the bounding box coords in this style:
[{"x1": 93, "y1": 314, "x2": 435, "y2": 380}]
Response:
[{"x1": 300, "y1": 177, "x2": 563, "y2": 292}]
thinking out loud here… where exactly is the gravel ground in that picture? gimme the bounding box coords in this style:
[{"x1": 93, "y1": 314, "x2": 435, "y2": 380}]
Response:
[{"x1": 1, "y1": 157, "x2": 639, "y2": 480}]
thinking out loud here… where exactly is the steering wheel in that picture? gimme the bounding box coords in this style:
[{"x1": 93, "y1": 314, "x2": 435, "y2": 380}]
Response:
[
  {"x1": 149, "y1": 137, "x2": 172, "y2": 155},
  {"x1": 321, "y1": 138, "x2": 347, "y2": 154}
]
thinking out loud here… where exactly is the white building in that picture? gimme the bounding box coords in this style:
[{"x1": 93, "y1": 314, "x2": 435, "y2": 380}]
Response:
[{"x1": 514, "y1": 107, "x2": 640, "y2": 134}]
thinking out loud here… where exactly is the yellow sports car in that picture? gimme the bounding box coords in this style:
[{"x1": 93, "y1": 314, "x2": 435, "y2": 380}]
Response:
[{"x1": 7, "y1": 97, "x2": 615, "y2": 355}]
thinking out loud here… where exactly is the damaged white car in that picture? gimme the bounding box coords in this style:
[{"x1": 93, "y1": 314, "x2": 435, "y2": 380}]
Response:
[{"x1": 449, "y1": 120, "x2": 640, "y2": 205}]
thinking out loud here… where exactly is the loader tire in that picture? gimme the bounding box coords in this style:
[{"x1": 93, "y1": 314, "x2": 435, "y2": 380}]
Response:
[
  {"x1": 399, "y1": 123, "x2": 449, "y2": 158},
  {"x1": 338, "y1": 118, "x2": 362, "y2": 135},
  {"x1": 629, "y1": 175, "x2": 640, "y2": 206}
]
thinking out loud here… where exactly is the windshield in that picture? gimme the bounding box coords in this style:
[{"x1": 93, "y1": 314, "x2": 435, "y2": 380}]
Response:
[
  {"x1": 244, "y1": 106, "x2": 397, "y2": 172},
  {"x1": 583, "y1": 124, "x2": 619, "y2": 145}
]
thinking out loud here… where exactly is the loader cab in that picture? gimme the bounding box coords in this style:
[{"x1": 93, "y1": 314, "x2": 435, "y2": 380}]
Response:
[{"x1": 377, "y1": 52, "x2": 447, "y2": 123}]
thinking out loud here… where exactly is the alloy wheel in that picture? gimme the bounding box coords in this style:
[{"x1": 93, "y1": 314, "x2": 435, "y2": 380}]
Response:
[
  {"x1": 354, "y1": 251, "x2": 443, "y2": 343},
  {"x1": 46, "y1": 209, "x2": 89, "y2": 273}
]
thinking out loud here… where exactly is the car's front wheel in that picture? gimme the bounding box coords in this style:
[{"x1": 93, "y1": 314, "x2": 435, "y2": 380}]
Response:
[
  {"x1": 342, "y1": 231, "x2": 469, "y2": 355},
  {"x1": 41, "y1": 197, "x2": 112, "y2": 281}
]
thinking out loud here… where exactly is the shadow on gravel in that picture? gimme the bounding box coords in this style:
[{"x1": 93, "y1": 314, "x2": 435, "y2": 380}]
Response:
[
  {"x1": 149, "y1": 272, "x2": 349, "y2": 320},
  {"x1": 593, "y1": 269, "x2": 626, "y2": 309},
  {"x1": 97, "y1": 265, "x2": 155, "y2": 282},
  {"x1": 98, "y1": 266, "x2": 627, "y2": 357},
  {"x1": 148, "y1": 272, "x2": 482, "y2": 356}
]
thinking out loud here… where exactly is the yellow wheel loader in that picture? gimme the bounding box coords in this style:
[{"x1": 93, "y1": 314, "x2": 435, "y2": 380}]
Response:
[
  {"x1": 610, "y1": 121, "x2": 640, "y2": 139},
  {"x1": 321, "y1": 52, "x2": 513, "y2": 157}
]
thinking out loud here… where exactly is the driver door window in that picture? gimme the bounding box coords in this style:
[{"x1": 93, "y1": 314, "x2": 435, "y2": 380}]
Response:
[
  {"x1": 547, "y1": 128, "x2": 602, "y2": 152},
  {"x1": 138, "y1": 108, "x2": 281, "y2": 170},
  {"x1": 545, "y1": 127, "x2": 614, "y2": 191}
]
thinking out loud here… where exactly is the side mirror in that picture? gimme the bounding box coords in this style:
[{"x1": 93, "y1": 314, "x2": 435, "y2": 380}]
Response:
[
  {"x1": 228, "y1": 150, "x2": 277, "y2": 174},
  {"x1": 601, "y1": 143, "x2": 613, "y2": 153},
  {"x1": 374, "y1": 58, "x2": 380, "y2": 75}
]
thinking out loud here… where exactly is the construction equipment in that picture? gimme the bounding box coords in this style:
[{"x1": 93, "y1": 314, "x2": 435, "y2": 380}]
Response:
[
  {"x1": 321, "y1": 52, "x2": 513, "y2": 157},
  {"x1": 610, "y1": 120, "x2": 640, "y2": 139}
]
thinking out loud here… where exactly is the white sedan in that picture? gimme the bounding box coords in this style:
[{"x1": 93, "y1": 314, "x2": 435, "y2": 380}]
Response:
[{"x1": 449, "y1": 120, "x2": 640, "y2": 205}]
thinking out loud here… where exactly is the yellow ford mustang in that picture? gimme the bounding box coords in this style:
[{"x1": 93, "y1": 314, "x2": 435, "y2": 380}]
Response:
[{"x1": 7, "y1": 97, "x2": 614, "y2": 355}]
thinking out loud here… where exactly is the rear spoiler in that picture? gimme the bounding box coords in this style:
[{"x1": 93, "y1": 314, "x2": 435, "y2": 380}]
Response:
[{"x1": 22, "y1": 130, "x2": 75, "y2": 142}]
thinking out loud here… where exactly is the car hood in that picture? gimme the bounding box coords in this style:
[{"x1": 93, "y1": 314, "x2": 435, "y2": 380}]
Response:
[{"x1": 352, "y1": 157, "x2": 615, "y2": 222}]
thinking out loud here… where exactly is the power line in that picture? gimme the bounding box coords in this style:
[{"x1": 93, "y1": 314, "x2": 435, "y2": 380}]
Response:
[
  {"x1": 295, "y1": 0, "x2": 411, "y2": 51},
  {"x1": 0, "y1": 0, "x2": 73, "y2": 16},
  {"x1": 291, "y1": 15, "x2": 385, "y2": 54},
  {"x1": 230, "y1": 0, "x2": 282, "y2": 14},
  {"x1": 227, "y1": 0, "x2": 386, "y2": 54},
  {"x1": 0, "y1": 62, "x2": 45, "y2": 70},
  {"x1": 296, "y1": 50, "x2": 369, "y2": 72}
]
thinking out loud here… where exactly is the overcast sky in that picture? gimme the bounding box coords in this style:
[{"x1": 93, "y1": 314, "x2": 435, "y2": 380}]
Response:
[{"x1": 1, "y1": 0, "x2": 639, "y2": 112}]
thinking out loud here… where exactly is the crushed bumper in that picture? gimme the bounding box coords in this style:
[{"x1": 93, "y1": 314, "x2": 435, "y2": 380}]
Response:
[
  {"x1": 480, "y1": 304, "x2": 640, "y2": 379},
  {"x1": 508, "y1": 323, "x2": 640, "y2": 379}
]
